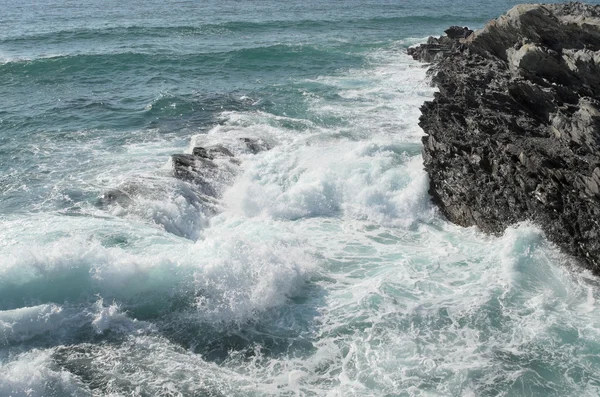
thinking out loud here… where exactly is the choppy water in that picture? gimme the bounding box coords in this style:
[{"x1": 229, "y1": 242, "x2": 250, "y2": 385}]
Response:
[{"x1": 2, "y1": 0, "x2": 600, "y2": 396}]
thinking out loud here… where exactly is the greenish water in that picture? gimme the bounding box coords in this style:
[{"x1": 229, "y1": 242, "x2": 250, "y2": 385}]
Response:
[{"x1": 2, "y1": 0, "x2": 600, "y2": 396}]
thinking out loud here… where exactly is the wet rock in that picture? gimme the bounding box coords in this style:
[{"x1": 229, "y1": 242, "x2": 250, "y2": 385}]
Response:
[
  {"x1": 97, "y1": 189, "x2": 133, "y2": 208},
  {"x1": 240, "y1": 137, "x2": 271, "y2": 154},
  {"x1": 408, "y1": 3, "x2": 600, "y2": 273},
  {"x1": 171, "y1": 140, "x2": 271, "y2": 198},
  {"x1": 172, "y1": 149, "x2": 229, "y2": 197},
  {"x1": 192, "y1": 145, "x2": 234, "y2": 159}
]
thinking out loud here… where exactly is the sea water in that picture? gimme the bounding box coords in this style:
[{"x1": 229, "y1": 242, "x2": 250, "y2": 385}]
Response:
[{"x1": 2, "y1": 0, "x2": 600, "y2": 396}]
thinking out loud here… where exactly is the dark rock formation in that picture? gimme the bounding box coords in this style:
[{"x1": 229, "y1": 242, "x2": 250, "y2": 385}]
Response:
[
  {"x1": 407, "y1": 35, "x2": 461, "y2": 63},
  {"x1": 444, "y1": 26, "x2": 474, "y2": 40},
  {"x1": 408, "y1": 2, "x2": 600, "y2": 273},
  {"x1": 407, "y1": 27, "x2": 473, "y2": 63},
  {"x1": 99, "y1": 138, "x2": 270, "y2": 219},
  {"x1": 171, "y1": 145, "x2": 237, "y2": 198},
  {"x1": 171, "y1": 138, "x2": 271, "y2": 198}
]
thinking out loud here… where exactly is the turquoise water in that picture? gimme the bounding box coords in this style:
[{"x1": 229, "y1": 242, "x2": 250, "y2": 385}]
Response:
[{"x1": 2, "y1": 0, "x2": 600, "y2": 396}]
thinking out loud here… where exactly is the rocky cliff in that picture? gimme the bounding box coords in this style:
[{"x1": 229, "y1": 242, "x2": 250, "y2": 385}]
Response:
[{"x1": 408, "y1": 2, "x2": 600, "y2": 273}]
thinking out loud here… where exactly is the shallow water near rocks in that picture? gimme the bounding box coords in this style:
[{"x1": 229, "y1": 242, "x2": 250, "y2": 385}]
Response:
[{"x1": 2, "y1": 0, "x2": 600, "y2": 396}]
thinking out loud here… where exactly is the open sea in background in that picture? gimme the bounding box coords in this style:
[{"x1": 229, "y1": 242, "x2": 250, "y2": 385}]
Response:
[{"x1": 2, "y1": 0, "x2": 600, "y2": 395}]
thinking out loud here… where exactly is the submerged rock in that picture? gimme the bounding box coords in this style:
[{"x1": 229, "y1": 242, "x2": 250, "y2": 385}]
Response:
[
  {"x1": 408, "y1": 2, "x2": 600, "y2": 273},
  {"x1": 98, "y1": 189, "x2": 133, "y2": 208},
  {"x1": 239, "y1": 137, "x2": 271, "y2": 154}
]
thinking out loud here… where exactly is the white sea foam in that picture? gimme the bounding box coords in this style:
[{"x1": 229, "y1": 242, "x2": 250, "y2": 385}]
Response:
[
  {"x1": 0, "y1": 304, "x2": 68, "y2": 343},
  {"x1": 0, "y1": 350, "x2": 89, "y2": 397},
  {"x1": 0, "y1": 211, "x2": 317, "y2": 327},
  {"x1": 0, "y1": 53, "x2": 68, "y2": 65},
  {"x1": 90, "y1": 298, "x2": 157, "y2": 334},
  {"x1": 0, "y1": 299, "x2": 154, "y2": 347}
]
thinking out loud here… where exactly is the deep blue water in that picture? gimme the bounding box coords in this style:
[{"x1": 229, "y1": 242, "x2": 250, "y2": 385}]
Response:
[{"x1": 2, "y1": 1, "x2": 600, "y2": 396}]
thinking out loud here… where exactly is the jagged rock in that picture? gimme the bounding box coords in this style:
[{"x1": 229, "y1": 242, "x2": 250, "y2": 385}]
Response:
[
  {"x1": 444, "y1": 26, "x2": 473, "y2": 39},
  {"x1": 172, "y1": 145, "x2": 236, "y2": 197},
  {"x1": 171, "y1": 139, "x2": 271, "y2": 197},
  {"x1": 407, "y1": 26, "x2": 473, "y2": 64},
  {"x1": 407, "y1": 36, "x2": 459, "y2": 63},
  {"x1": 408, "y1": 2, "x2": 600, "y2": 273}
]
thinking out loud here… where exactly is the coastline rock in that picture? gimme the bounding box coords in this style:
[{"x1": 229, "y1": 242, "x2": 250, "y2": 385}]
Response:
[
  {"x1": 444, "y1": 26, "x2": 473, "y2": 39},
  {"x1": 408, "y1": 2, "x2": 600, "y2": 273}
]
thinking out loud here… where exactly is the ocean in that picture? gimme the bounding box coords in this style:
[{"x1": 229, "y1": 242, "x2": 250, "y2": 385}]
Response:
[{"x1": 2, "y1": 0, "x2": 600, "y2": 395}]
